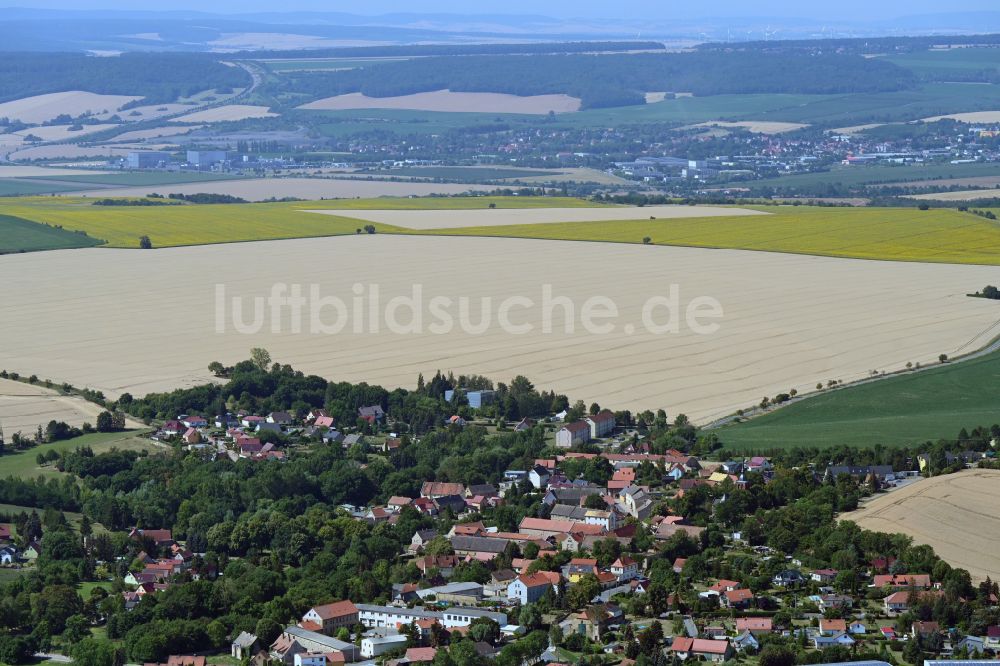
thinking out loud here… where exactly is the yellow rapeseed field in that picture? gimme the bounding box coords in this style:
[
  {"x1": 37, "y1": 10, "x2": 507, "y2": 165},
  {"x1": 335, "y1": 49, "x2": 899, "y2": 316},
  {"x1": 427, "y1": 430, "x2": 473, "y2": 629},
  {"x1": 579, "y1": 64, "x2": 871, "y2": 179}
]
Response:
[
  {"x1": 4, "y1": 196, "x2": 1000, "y2": 264},
  {"x1": 409, "y1": 205, "x2": 1000, "y2": 265}
]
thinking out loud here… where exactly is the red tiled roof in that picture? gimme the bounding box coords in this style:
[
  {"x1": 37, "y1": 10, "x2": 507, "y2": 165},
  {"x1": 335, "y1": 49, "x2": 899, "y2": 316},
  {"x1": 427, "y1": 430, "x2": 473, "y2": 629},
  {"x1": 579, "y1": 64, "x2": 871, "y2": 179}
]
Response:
[{"x1": 311, "y1": 600, "x2": 358, "y2": 620}]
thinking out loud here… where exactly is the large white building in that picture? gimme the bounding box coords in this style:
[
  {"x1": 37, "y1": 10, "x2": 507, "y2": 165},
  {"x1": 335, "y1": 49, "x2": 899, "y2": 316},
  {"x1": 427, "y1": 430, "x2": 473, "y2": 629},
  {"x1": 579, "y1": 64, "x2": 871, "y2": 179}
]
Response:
[{"x1": 356, "y1": 604, "x2": 506, "y2": 630}]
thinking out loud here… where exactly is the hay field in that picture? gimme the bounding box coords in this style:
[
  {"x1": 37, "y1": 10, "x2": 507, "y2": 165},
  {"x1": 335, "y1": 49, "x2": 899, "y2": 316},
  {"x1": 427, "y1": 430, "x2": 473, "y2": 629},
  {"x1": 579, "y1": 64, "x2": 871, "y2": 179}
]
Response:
[
  {"x1": 305, "y1": 205, "x2": 768, "y2": 229},
  {"x1": 415, "y1": 206, "x2": 1000, "y2": 265},
  {"x1": 922, "y1": 111, "x2": 1000, "y2": 123},
  {"x1": 0, "y1": 91, "x2": 141, "y2": 124},
  {"x1": 908, "y1": 190, "x2": 1000, "y2": 201},
  {"x1": 111, "y1": 125, "x2": 203, "y2": 142},
  {"x1": 844, "y1": 470, "x2": 1000, "y2": 581},
  {"x1": 169, "y1": 105, "x2": 278, "y2": 123},
  {"x1": 299, "y1": 90, "x2": 582, "y2": 114},
  {"x1": 0, "y1": 378, "x2": 143, "y2": 435},
  {"x1": 692, "y1": 121, "x2": 809, "y2": 134},
  {"x1": 64, "y1": 178, "x2": 495, "y2": 201},
  {"x1": 0, "y1": 236, "x2": 997, "y2": 422}
]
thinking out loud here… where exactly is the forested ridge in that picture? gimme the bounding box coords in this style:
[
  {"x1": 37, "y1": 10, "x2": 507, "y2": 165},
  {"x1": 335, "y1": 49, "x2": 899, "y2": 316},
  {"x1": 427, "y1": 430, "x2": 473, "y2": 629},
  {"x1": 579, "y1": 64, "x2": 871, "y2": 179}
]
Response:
[
  {"x1": 0, "y1": 53, "x2": 251, "y2": 105},
  {"x1": 272, "y1": 52, "x2": 915, "y2": 109}
]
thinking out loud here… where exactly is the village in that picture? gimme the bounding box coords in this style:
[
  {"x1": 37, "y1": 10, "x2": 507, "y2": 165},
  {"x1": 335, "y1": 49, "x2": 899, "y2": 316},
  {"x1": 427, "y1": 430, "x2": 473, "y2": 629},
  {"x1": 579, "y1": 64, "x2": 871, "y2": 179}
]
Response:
[{"x1": 0, "y1": 394, "x2": 984, "y2": 666}]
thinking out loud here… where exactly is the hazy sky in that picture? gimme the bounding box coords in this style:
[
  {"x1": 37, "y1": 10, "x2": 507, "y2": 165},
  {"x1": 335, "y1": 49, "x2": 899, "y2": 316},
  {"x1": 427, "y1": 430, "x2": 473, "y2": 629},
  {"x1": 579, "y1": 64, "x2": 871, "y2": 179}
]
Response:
[{"x1": 9, "y1": 0, "x2": 998, "y2": 20}]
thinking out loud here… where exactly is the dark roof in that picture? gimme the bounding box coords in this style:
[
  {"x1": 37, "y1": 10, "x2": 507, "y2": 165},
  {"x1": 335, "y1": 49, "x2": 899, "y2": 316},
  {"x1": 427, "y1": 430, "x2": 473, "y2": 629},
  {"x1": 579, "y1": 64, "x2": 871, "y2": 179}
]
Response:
[{"x1": 450, "y1": 535, "x2": 508, "y2": 554}]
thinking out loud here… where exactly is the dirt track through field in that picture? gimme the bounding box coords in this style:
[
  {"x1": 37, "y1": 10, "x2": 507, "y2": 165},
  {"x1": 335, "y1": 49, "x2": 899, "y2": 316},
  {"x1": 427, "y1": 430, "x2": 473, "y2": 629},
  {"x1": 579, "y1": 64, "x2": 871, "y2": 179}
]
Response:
[
  {"x1": 844, "y1": 469, "x2": 1000, "y2": 581},
  {"x1": 1, "y1": 236, "x2": 998, "y2": 423}
]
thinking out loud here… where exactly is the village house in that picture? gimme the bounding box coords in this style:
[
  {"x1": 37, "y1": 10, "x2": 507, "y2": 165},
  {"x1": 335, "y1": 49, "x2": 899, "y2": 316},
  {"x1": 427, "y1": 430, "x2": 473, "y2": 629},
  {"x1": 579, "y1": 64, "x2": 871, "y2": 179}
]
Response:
[
  {"x1": 358, "y1": 405, "x2": 385, "y2": 423},
  {"x1": 300, "y1": 601, "x2": 359, "y2": 635},
  {"x1": 507, "y1": 572, "x2": 561, "y2": 604},
  {"x1": 722, "y1": 588, "x2": 754, "y2": 609},
  {"x1": 556, "y1": 421, "x2": 591, "y2": 448},
  {"x1": 409, "y1": 529, "x2": 438, "y2": 553},
  {"x1": 872, "y1": 573, "x2": 932, "y2": 589},
  {"x1": 584, "y1": 410, "x2": 615, "y2": 438},
  {"x1": 669, "y1": 638, "x2": 733, "y2": 663},
  {"x1": 232, "y1": 632, "x2": 260, "y2": 659},
  {"x1": 735, "y1": 617, "x2": 773, "y2": 635},
  {"x1": 609, "y1": 556, "x2": 638, "y2": 582}
]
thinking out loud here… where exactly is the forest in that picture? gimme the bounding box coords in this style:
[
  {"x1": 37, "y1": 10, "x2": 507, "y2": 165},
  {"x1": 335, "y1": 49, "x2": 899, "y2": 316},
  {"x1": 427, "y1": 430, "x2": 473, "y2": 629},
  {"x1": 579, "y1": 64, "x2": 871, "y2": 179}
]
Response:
[
  {"x1": 0, "y1": 53, "x2": 251, "y2": 105},
  {"x1": 273, "y1": 51, "x2": 915, "y2": 110}
]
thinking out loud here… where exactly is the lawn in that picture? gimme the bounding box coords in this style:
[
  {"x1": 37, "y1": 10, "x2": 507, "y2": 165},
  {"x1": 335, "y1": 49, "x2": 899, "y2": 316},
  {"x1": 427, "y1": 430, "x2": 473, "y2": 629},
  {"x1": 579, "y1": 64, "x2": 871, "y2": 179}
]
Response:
[
  {"x1": 0, "y1": 213, "x2": 102, "y2": 253},
  {"x1": 715, "y1": 346, "x2": 1000, "y2": 451},
  {"x1": 0, "y1": 196, "x2": 602, "y2": 248},
  {"x1": 403, "y1": 205, "x2": 1000, "y2": 265},
  {"x1": 0, "y1": 429, "x2": 156, "y2": 479}
]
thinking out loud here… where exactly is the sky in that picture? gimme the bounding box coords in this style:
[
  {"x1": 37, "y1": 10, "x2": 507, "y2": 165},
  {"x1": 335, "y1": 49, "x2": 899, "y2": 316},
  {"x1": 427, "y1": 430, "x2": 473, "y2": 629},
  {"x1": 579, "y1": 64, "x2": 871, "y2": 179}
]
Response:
[{"x1": 7, "y1": 0, "x2": 998, "y2": 20}]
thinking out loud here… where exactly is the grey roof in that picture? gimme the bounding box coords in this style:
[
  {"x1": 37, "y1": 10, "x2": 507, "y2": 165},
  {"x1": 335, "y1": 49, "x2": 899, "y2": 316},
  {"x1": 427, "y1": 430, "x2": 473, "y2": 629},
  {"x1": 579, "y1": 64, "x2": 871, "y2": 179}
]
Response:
[
  {"x1": 356, "y1": 603, "x2": 439, "y2": 619},
  {"x1": 825, "y1": 465, "x2": 894, "y2": 478},
  {"x1": 283, "y1": 626, "x2": 358, "y2": 653},
  {"x1": 550, "y1": 504, "x2": 589, "y2": 521},
  {"x1": 233, "y1": 631, "x2": 258, "y2": 648},
  {"x1": 547, "y1": 486, "x2": 603, "y2": 504},
  {"x1": 344, "y1": 434, "x2": 363, "y2": 446},
  {"x1": 450, "y1": 535, "x2": 508, "y2": 554},
  {"x1": 415, "y1": 582, "x2": 483, "y2": 598}
]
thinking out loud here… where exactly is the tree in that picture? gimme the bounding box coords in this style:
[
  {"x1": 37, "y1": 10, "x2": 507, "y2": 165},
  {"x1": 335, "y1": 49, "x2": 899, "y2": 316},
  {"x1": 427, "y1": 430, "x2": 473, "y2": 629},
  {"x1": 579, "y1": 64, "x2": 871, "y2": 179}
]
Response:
[
  {"x1": 642, "y1": 236, "x2": 652, "y2": 244},
  {"x1": 255, "y1": 618, "x2": 282, "y2": 646},
  {"x1": 758, "y1": 645, "x2": 795, "y2": 666},
  {"x1": 939, "y1": 354, "x2": 949, "y2": 363},
  {"x1": 71, "y1": 638, "x2": 119, "y2": 666},
  {"x1": 208, "y1": 361, "x2": 226, "y2": 377},
  {"x1": 583, "y1": 493, "x2": 607, "y2": 509},
  {"x1": 139, "y1": 235, "x2": 152, "y2": 249},
  {"x1": 250, "y1": 348, "x2": 272, "y2": 371},
  {"x1": 96, "y1": 411, "x2": 115, "y2": 433},
  {"x1": 364, "y1": 224, "x2": 376, "y2": 234}
]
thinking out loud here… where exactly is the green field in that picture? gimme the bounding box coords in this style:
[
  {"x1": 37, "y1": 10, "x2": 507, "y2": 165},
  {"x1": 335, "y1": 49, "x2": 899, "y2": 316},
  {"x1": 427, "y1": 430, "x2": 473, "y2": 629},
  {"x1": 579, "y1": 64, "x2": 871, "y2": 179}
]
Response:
[
  {"x1": 0, "y1": 179, "x2": 86, "y2": 197},
  {"x1": 265, "y1": 57, "x2": 410, "y2": 72},
  {"x1": 0, "y1": 196, "x2": 600, "y2": 248},
  {"x1": 886, "y1": 48, "x2": 1000, "y2": 78},
  {"x1": 402, "y1": 205, "x2": 1000, "y2": 265},
  {"x1": 723, "y1": 162, "x2": 1000, "y2": 190},
  {"x1": 23, "y1": 171, "x2": 247, "y2": 187},
  {"x1": 716, "y1": 346, "x2": 1000, "y2": 450},
  {"x1": 0, "y1": 214, "x2": 102, "y2": 253},
  {"x1": 0, "y1": 430, "x2": 156, "y2": 479}
]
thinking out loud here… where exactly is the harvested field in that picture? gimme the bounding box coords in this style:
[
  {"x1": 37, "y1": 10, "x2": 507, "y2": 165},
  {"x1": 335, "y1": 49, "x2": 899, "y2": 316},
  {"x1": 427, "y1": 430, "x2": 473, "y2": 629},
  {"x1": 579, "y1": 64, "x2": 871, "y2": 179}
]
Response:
[
  {"x1": 831, "y1": 123, "x2": 885, "y2": 134},
  {"x1": 880, "y1": 176, "x2": 1000, "y2": 189},
  {"x1": 922, "y1": 111, "x2": 1000, "y2": 123},
  {"x1": 7, "y1": 144, "x2": 138, "y2": 161},
  {"x1": 0, "y1": 237, "x2": 997, "y2": 422},
  {"x1": 844, "y1": 470, "x2": 1000, "y2": 581},
  {"x1": 0, "y1": 91, "x2": 142, "y2": 124},
  {"x1": 692, "y1": 120, "x2": 809, "y2": 134},
  {"x1": 64, "y1": 177, "x2": 494, "y2": 201},
  {"x1": 0, "y1": 378, "x2": 143, "y2": 435},
  {"x1": 111, "y1": 125, "x2": 203, "y2": 142},
  {"x1": 305, "y1": 205, "x2": 768, "y2": 229},
  {"x1": 299, "y1": 90, "x2": 582, "y2": 115},
  {"x1": 908, "y1": 190, "x2": 1000, "y2": 201},
  {"x1": 170, "y1": 105, "x2": 278, "y2": 123},
  {"x1": 0, "y1": 166, "x2": 110, "y2": 178},
  {"x1": 13, "y1": 124, "x2": 119, "y2": 141}
]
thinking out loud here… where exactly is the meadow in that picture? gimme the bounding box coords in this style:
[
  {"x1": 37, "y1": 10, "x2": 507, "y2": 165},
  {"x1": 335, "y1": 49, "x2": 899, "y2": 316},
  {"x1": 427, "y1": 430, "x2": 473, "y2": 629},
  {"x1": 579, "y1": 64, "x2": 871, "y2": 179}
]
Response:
[
  {"x1": 0, "y1": 214, "x2": 100, "y2": 253},
  {"x1": 0, "y1": 430, "x2": 155, "y2": 479},
  {"x1": 404, "y1": 205, "x2": 1000, "y2": 265},
  {"x1": 717, "y1": 345, "x2": 1000, "y2": 450},
  {"x1": 885, "y1": 47, "x2": 1000, "y2": 78}
]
